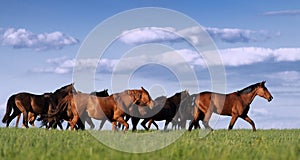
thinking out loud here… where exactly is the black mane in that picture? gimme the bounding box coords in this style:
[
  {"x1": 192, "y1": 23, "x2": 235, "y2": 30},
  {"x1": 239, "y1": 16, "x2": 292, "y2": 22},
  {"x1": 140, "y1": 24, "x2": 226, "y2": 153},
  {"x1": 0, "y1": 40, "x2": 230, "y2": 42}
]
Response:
[{"x1": 237, "y1": 82, "x2": 261, "y2": 95}]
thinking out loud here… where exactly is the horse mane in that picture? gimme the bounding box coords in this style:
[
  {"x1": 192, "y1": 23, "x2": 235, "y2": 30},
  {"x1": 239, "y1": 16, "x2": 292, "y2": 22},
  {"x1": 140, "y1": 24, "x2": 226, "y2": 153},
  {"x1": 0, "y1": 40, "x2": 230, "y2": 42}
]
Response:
[
  {"x1": 53, "y1": 83, "x2": 74, "y2": 94},
  {"x1": 237, "y1": 82, "x2": 261, "y2": 95}
]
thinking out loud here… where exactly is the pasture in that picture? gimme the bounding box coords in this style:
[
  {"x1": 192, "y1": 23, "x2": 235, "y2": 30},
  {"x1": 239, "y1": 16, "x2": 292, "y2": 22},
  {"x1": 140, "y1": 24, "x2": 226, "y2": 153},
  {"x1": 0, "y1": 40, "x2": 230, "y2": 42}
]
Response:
[{"x1": 0, "y1": 128, "x2": 299, "y2": 160}]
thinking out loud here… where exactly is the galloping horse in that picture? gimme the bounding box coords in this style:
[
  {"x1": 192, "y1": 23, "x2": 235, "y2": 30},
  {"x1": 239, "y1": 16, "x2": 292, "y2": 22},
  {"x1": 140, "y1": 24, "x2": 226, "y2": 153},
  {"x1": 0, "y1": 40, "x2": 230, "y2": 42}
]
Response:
[
  {"x1": 177, "y1": 94, "x2": 201, "y2": 129},
  {"x1": 2, "y1": 84, "x2": 76, "y2": 128},
  {"x1": 188, "y1": 81, "x2": 273, "y2": 131},
  {"x1": 44, "y1": 87, "x2": 154, "y2": 131},
  {"x1": 90, "y1": 89, "x2": 110, "y2": 130},
  {"x1": 140, "y1": 90, "x2": 190, "y2": 130},
  {"x1": 63, "y1": 89, "x2": 110, "y2": 130}
]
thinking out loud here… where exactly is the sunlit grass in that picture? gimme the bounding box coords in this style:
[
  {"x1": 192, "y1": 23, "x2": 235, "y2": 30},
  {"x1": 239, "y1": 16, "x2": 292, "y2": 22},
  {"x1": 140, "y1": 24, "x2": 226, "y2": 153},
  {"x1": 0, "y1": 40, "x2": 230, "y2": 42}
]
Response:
[{"x1": 0, "y1": 128, "x2": 299, "y2": 160}]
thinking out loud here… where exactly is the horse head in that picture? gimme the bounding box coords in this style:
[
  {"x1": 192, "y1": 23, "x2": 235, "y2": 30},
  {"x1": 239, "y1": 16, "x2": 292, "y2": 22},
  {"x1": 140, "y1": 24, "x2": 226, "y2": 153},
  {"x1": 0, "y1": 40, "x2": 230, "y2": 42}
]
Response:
[
  {"x1": 130, "y1": 87, "x2": 154, "y2": 109},
  {"x1": 91, "y1": 89, "x2": 109, "y2": 97},
  {"x1": 256, "y1": 81, "x2": 273, "y2": 102},
  {"x1": 180, "y1": 90, "x2": 190, "y2": 100}
]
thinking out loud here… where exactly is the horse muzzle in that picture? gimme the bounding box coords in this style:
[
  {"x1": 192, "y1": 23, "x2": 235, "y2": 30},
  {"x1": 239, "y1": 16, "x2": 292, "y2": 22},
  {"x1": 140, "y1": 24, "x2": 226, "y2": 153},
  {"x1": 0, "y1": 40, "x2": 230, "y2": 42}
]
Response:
[{"x1": 268, "y1": 96, "x2": 273, "y2": 102}]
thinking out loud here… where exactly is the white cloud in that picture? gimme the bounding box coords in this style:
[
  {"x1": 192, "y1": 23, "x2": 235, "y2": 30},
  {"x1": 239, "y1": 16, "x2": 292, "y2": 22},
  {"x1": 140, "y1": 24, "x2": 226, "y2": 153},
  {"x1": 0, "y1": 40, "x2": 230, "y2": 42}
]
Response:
[
  {"x1": 273, "y1": 48, "x2": 300, "y2": 62},
  {"x1": 220, "y1": 47, "x2": 300, "y2": 66},
  {"x1": 1, "y1": 28, "x2": 79, "y2": 51},
  {"x1": 33, "y1": 57, "x2": 118, "y2": 74},
  {"x1": 119, "y1": 26, "x2": 277, "y2": 45},
  {"x1": 119, "y1": 27, "x2": 180, "y2": 45},
  {"x1": 263, "y1": 10, "x2": 300, "y2": 16},
  {"x1": 220, "y1": 47, "x2": 273, "y2": 66},
  {"x1": 32, "y1": 47, "x2": 300, "y2": 74}
]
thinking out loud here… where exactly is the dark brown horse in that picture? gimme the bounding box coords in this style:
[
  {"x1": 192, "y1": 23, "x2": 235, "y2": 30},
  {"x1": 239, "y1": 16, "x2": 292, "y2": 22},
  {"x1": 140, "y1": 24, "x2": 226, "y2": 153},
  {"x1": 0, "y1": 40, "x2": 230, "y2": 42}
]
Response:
[
  {"x1": 44, "y1": 87, "x2": 154, "y2": 131},
  {"x1": 188, "y1": 81, "x2": 273, "y2": 131},
  {"x1": 2, "y1": 84, "x2": 76, "y2": 128},
  {"x1": 140, "y1": 90, "x2": 190, "y2": 130}
]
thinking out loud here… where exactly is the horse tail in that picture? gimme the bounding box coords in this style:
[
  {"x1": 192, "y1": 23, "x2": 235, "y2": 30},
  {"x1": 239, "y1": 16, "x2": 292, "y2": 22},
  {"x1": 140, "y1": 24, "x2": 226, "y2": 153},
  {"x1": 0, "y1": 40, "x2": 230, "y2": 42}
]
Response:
[
  {"x1": 38, "y1": 95, "x2": 72, "y2": 122},
  {"x1": 2, "y1": 95, "x2": 16, "y2": 123}
]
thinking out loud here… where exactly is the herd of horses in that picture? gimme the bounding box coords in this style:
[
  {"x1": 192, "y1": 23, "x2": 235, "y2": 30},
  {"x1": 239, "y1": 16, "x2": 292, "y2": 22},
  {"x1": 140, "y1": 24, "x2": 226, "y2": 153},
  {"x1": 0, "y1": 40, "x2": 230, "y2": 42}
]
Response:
[{"x1": 1, "y1": 81, "x2": 273, "y2": 132}]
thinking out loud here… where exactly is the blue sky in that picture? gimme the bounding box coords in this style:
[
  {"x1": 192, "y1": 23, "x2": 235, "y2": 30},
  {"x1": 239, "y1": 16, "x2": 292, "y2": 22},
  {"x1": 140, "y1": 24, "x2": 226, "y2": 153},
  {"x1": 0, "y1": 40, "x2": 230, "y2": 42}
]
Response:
[{"x1": 0, "y1": 1, "x2": 300, "y2": 129}]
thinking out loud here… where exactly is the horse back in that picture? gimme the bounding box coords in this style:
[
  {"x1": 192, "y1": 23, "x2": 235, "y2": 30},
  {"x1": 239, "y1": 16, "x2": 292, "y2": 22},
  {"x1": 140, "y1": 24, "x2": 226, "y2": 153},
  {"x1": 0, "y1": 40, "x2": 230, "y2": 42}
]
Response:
[{"x1": 197, "y1": 91, "x2": 241, "y2": 115}]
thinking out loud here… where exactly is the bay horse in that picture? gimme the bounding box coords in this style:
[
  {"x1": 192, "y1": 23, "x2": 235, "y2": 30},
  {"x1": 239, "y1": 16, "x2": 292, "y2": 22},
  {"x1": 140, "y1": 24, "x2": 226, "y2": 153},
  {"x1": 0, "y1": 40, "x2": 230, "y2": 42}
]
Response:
[
  {"x1": 188, "y1": 81, "x2": 273, "y2": 131},
  {"x1": 44, "y1": 87, "x2": 154, "y2": 131},
  {"x1": 63, "y1": 89, "x2": 110, "y2": 130},
  {"x1": 90, "y1": 89, "x2": 109, "y2": 130},
  {"x1": 2, "y1": 83, "x2": 76, "y2": 128},
  {"x1": 140, "y1": 90, "x2": 190, "y2": 130}
]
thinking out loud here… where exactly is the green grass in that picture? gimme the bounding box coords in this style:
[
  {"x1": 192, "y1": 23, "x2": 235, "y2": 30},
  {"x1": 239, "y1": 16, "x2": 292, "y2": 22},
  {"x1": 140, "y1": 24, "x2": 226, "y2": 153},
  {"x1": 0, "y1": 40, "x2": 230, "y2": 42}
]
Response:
[{"x1": 0, "y1": 128, "x2": 299, "y2": 160}]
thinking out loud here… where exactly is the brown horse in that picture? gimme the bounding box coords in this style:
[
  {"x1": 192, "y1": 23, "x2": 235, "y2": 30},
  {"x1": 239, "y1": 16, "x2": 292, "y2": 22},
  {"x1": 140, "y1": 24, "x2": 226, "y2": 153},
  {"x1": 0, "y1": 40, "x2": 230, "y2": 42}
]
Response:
[
  {"x1": 90, "y1": 89, "x2": 110, "y2": 130},
  {"x1": 178, "y1": 94, "x2": 201, "y2": 129},
  {"x1": 188, "y1": 81, "x2": 273, "y2": 131},
  {"x1": 2, "y1": 84, "x2": 76, "y2": 128},
  {"x1": 63, "y1": 89, "x2": 110, "y2": 130},
  {"x1": 140, "y1": 90, "x2": 190, "y2": 130},
  {"x1": 44, "y1": 87, "x2": 154, "y2": 131}
]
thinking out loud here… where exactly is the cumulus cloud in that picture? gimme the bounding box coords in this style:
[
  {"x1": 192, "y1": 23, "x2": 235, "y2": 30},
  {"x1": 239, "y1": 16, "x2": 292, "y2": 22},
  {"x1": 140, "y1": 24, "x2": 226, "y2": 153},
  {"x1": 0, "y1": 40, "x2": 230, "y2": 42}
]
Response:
[
  {"x1": 119, "y1": 27, "x2": 180, "y2": 45},
  {"x1": 32, "y1": 47, "x2": 300, "y2": 75},
  {"x1": 119, "y1": 26, "x2": 277, "y2": 45},
  {"x1": 1, "y1": 28, "x2": 79, "y2": 51},
  {"x1": 263, "y1": 10, "x2": 300, "y2": 16},
  {"x1": 33, "y1": 57, "x2": 118, "y2": 74}
]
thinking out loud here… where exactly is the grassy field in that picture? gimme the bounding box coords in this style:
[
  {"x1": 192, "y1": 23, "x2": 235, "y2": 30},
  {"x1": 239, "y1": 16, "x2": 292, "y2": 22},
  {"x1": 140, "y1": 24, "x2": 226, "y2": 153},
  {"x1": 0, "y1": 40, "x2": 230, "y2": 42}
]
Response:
[{"x1": 0, "y1": 128, "x2": 299, "y2": 160}]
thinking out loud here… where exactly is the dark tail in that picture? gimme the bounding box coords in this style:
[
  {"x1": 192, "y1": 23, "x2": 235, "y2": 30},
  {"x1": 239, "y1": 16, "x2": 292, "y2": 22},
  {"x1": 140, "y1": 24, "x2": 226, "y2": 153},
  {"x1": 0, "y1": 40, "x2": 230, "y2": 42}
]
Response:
[
  {"x1": 37, "y1": 95, "x2": 72, "y2": 122},
  {"x1": 2, "y1": 95, "x2": 16, "y2": 123}
]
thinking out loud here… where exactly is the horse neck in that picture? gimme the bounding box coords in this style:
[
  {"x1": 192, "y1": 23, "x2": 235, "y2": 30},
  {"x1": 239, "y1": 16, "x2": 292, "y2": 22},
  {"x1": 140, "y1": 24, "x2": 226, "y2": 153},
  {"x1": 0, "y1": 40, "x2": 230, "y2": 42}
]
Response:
[
  {"x1": 169, "y1": 94, "x2": 182, "y2": 108},
  {"x1": 239, "y1": 88, "x2": 259, "y2": 105}
]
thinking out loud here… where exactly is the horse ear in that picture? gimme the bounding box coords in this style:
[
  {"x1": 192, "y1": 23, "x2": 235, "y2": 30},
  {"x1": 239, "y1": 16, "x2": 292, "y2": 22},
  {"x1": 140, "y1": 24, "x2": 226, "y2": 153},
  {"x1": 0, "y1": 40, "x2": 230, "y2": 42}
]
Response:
[{"x1": 262, "y1": 81, "x2": 266, "y2": 85}]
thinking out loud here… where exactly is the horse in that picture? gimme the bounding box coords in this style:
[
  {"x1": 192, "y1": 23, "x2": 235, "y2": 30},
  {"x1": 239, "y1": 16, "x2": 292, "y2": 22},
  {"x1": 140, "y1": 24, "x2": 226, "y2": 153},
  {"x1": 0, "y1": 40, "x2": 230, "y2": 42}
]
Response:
[
  {"x1": 2, "y1": 83, "x2": 76, "y2": 128},
  {"x1": 43, "y1": 87, "x2": 154, "y2": 131},
  {"x1": 140, "y1": 90, "x2": 190, "y2": 130},
  {"x1": 177, "y1": 94, "x2": 201, "y2": 129},
  {"x1": 63, "y1": 89, "x2": 110, "y2": 130},
  {"x1": 90, "y1": 89, "x2": 109, "y2": 130},
  {"x1": 188, "y1": 81, "x2": 273, "y2": 131}
]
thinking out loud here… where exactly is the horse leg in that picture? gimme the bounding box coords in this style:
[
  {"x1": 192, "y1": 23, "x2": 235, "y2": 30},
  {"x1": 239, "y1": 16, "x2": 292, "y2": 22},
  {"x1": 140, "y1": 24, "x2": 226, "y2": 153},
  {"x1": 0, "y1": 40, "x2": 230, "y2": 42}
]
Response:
[
  {"x1": 22, "y1": 111, "x2": 29, "y2": 128},
  {"x1": 57, "y1": 120, "x2": 64, "y2": 130},
  {"x1": 98, "y1": 120, "x2": 106, "y2": 130},
  {"x1": 116, "y1": 117, "x2": 129, "y2": 131},
  {"x1": 202, "y1": 108, "x2": 213, "y2": 131},
  {"x1": 85, "y1": 117, "x2": 95, "y2": 129},
  {"x1": 121, "y1": 115, "x2": 130, "y2": 130},
  {"x1": 15, "y1": 101, "x2": 29, "y2": 128},
  {"x1": 241, "y1": 115, "x2": 256, "y2": 131},
  {"x1": 28, "y1": 112, "x2": 36, "y2": 127},
  {"x1": 228, "y1": 114, "x2": 238, "y2": 130},
  {"x1": 164, "y1": 121, "x2": 170, "y2": 130},
  {"x1": 141, "y1": 119, "x2": 149, "y2": 130},
  {"x1": 153, "y1": 121, "x2": 159, "y2": 130},
  {"x1": 147, "y1": 119, "x2": 154, "y2": 129},
  {"x1": 15, "y1": 114, "x2": 21, "y2": 127},
  {"x1": 188, "y1": 107, "x2": 201, "y2": 131},
  {"x1": 131, "y1": 117, "x2": 140, "y2": 131},
  {"x1": 6, "y1": 111, "x2": 21, "y2": 127},
  {"x1": 69, "y1": 114, "x2": 79, "y2": 131},
  {"x1": 112, "y1": 121, "x2": 117, "y2": 131}
]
